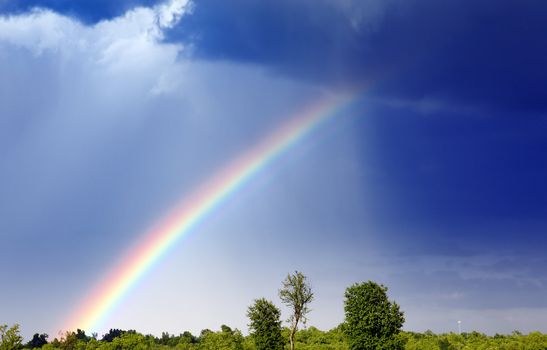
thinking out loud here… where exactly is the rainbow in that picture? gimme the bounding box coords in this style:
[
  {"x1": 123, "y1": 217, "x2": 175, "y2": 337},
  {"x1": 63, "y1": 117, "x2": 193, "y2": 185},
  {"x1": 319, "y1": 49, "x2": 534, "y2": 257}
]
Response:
[{"x1": 64, "y1": 92, "x2": 356, "y2": 333}]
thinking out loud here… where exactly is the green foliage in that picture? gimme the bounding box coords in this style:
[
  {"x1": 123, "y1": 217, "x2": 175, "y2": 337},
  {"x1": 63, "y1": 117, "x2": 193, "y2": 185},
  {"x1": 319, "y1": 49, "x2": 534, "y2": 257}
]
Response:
[
  {"x1": 247, "y1": 298, "x2": 284, "y2": 350},
  {"x1": 27, "y1": 334, "x2": 48, "y2": 349},
  {"x1": 9, "y1": 324, "x2": 547, "y2": 350},
  {"x1": 53, "y1": 331, "x2": 85, "y2": 350},
  {"x1": 197, "y1": 327, "x2": 244, "y2": 350},
  {"x1": 0, "y1": 324, "x2": 23, "y2": 350},
  {"x1": 279, "y1": 271, "x2": 314, "y2": 326},
  {"x1": 343, "y1": 281, "x2": 405, "y2": 350},
  {"x1": 100, "y1": 329, "x2": 124, "y2": 343},
  {"x1": 293, "y1": 326, "x2": 348, "y2": 350},
  {"x1": 402, "y1": 330, "x2": 547, "y2": 350},
  {"x1": 279, "y1": 271, "x2": 314, "y2": 350},
  {"x1": 108, "y1": 332, "x2": 153, "y2": 349}
]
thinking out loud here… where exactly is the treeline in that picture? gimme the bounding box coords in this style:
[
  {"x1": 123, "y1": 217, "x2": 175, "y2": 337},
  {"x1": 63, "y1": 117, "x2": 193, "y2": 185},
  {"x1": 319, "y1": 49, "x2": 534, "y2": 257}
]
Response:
[
  {"x1": 3, "y1": 324, "x2": 547, "y2": 350},
  {"x1": 402, "y1": 331, "x2": 547, "y2": 350},
  {"x1": 2, "y1": 272, "x2": 546, "y2": 349}
]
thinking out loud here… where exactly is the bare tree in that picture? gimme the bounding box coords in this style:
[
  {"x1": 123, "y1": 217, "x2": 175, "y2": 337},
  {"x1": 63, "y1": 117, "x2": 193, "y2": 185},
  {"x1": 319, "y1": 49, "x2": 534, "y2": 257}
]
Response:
[{"x1": 279, "y1": 271, "x2": 314, "y2": 350}]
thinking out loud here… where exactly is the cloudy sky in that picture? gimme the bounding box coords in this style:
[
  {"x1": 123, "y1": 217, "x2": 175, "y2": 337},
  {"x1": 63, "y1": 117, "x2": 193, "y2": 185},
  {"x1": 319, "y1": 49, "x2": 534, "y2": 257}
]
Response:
[{"x1": 1, "y1": 0, "x2": 547, "y2": 340}]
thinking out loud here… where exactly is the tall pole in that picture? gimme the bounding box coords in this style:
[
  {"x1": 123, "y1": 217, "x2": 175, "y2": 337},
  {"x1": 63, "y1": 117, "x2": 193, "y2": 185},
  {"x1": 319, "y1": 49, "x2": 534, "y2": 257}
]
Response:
[{"x1": 458, "y1": 320, "x2": 462, "y2": 334}]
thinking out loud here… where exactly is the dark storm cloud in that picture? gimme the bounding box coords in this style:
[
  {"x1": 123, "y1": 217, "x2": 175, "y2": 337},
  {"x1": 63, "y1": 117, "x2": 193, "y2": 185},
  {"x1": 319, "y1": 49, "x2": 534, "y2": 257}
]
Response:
[
  {"x1": 167, "y1": 0, "x2": 547, "y2": 114},
  {"x1": 359, "y1": 104, "x2": 547, "y2": 224},
  {"x1": 0, "y1": 0, "x2": 162, "y2": 23}
]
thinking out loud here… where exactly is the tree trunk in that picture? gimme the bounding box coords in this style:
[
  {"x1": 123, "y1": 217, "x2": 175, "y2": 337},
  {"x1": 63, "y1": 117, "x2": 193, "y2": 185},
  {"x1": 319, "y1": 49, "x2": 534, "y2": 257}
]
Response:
[{"x1": 289, "y1": 323, "x2": 297, "y2": 350}]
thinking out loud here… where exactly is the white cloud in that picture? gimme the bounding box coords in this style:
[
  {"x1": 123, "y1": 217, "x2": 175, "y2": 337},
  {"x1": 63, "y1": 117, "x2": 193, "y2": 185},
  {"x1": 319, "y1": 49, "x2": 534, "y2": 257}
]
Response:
[
  {"x1": 157, "y1": 0, "x2": 192, "y2": 29},
  {"x1": 0, "y1": 9, "x2": 79, "y2": 54},
  {"x1": 0, "y1": 0, "x2": 191, "y2": 94}
]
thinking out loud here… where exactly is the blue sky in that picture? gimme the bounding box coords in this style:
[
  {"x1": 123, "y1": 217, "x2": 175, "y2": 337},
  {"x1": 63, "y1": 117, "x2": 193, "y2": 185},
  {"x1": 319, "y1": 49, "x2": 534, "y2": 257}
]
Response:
[{"x1": 1, "y1": 0, "x2": 547, "y2": 339}]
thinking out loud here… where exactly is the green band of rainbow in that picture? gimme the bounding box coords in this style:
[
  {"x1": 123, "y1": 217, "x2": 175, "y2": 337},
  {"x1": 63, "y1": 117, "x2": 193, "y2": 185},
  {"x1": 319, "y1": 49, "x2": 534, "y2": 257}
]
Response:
[{"x1": 63, "y1": 93, "x2": 356, "y2": 333}]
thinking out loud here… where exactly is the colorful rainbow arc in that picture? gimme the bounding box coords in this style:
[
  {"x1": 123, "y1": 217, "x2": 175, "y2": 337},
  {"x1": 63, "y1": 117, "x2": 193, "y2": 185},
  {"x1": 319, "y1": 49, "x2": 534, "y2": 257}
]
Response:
[{"x1": 64, "y1": 92, "x2": 356, "y2": 333}]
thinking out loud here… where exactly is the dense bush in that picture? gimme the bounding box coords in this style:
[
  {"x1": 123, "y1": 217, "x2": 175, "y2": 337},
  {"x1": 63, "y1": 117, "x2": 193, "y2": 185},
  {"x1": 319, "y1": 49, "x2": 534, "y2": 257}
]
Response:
[{"x1": 4, "y1": 323, "x2": 547, "y2": 350}]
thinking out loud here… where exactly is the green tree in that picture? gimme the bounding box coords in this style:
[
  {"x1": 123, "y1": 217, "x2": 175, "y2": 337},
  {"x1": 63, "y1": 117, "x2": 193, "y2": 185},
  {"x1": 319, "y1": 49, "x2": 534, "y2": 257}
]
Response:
[
  {"x1": 197, "y1": 327, "x2": 244, "y2": 350},
  {"x1": 27, "y1": 333, "x2": 48, "y2": 349},
  {"x1": 0, "y1": 324, "x2": 23, "y2": 350},
  {"x1": 57, "y1": 331, "x2": 84, "y2": 350},
  {"x1": 101, "y1": 329, "x2": 124, "y2": 343},
  {"x1": 109, "y1": 332, "x2": 151, "y2": 350},
  {"x1": 279, "y1": 271, "x2": 314, "y2": 350},
  {"x1": 343, "y1": 281, "x2": 404, "y2": 350},
  {"x1": 247, "y1": 298, "x2": 284, "y2": 350},
  {"x1": 179, "y1": 331, "x2": 197, "y2": 346}
]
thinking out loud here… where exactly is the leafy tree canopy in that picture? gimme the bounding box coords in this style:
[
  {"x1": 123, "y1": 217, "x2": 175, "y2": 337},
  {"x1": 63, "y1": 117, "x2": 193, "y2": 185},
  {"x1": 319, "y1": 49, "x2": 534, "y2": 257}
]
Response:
[
  {"x1": 344, "y1": 281, "x2": 405, "y2": 350},
  {"x1": 279, "y1": 271, "x2": 314, "y2": 350},
  {"x1": 0, "y1": 324, "x2": 23, "y2": 350},
  {"x1": 247, "y1": 298, "x2": 284, "y2": 350}
]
